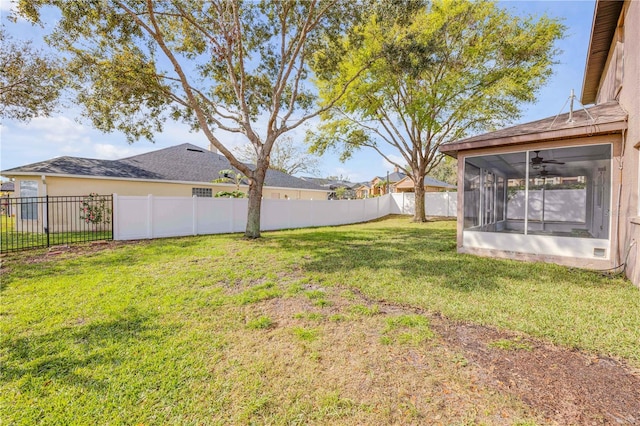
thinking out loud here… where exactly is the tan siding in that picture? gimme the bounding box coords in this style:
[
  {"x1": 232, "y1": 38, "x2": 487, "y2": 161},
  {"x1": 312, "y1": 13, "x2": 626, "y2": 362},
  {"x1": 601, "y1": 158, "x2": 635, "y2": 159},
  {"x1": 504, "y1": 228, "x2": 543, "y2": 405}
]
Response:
[
  {"x1": 596, "y1": 40, "x2": 623, "y2": 104},
  {"x1": 616, "y1": 1, "x2": 640, "y2": 285}
]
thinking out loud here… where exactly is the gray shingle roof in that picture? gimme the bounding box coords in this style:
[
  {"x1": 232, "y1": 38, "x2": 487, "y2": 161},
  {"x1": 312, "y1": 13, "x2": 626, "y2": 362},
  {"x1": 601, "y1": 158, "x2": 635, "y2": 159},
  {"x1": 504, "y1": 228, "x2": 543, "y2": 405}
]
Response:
[
  {"x1": 1, "y1": 143, "x2": 326, "y2": 192},
  {"x1": 376, "y1": 171, "x2": 406, "y2": 182},
  {"x1": 423, "y1": 176, "x2": 456, "y2": 189},
  {"x1": 1, "y1": 181, "x2": 14, "y2": 192},
  {"x1": 299, "y1": 177, "x2": 358, "y2": 190}
]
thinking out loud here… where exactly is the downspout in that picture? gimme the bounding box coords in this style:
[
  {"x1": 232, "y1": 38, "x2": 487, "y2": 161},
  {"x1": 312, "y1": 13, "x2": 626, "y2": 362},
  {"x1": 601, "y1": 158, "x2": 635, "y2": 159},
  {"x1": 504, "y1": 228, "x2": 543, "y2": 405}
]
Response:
[
  {"x1": 41, "y1": 175, "x2": 47, "y2": 197},
  {"x1": 614, "y1": 128, "x2": 626, "y2": 267}
]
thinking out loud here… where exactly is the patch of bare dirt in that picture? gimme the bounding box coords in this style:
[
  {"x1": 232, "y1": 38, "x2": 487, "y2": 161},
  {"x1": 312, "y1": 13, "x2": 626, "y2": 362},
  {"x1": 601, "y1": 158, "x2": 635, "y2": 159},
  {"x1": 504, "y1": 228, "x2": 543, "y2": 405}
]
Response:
[
  {"x1": 1, "y1": 240, "x2": 139, "y2": 264},
  {"x1": 250, "y1": 282, "x2": 640, "y2": 424},
  {"x1": 355, "y1": 292, "x2": 640, "y2": 424},
  {"x1": 431, "y1": 318, "x2": 640, "y2": 425}
]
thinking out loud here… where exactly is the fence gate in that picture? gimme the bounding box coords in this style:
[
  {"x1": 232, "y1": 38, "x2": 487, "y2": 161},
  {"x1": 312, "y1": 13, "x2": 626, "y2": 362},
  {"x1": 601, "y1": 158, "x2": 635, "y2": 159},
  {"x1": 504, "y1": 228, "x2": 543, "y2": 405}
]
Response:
[{"x1": 0, "y1": 194, "x2": 113, "y2": 253}]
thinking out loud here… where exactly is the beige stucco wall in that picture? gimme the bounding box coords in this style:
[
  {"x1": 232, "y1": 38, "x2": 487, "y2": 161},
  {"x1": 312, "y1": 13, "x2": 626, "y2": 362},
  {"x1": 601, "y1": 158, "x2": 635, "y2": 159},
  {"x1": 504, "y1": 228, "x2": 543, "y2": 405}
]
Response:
[
  {"x1": 11, "y1": 175, "x2": 327, "y2": 201},
  {"x1": 596, "y1": 1, "x2": 640, "y2": 285}
]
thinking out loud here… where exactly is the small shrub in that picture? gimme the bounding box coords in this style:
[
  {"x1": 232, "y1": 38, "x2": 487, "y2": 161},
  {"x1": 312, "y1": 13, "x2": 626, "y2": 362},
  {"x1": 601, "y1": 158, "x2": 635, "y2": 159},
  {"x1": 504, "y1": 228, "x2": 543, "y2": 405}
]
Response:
[
  {"x1": 215, "y1": 190, "x2": 246, "y2": 198},
  {"x1": 79, "y1": 193, "x2": 111, "y2": 225}
]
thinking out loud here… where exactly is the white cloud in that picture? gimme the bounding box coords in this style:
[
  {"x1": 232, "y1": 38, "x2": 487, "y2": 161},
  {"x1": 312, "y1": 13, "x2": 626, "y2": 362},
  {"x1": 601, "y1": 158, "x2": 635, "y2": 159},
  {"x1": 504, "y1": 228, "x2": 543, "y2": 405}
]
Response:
[
  {"x1": 13, "y1": 116, "x2": 99, "y2": 157},
  {"x1": 382, "y1": 154, "x2": 405, "y2": 171},
  {"x1": 93, "y1": 143, "x2": 151, "y2": 160},
  {"x1": 21, "y1": 116, "x2": 87, "y2": 144},
  {"x1": 0, "y1": 0, "x2": 17, "y2": 13},
  {"x1": 326, "y1": 166, "x2": 368, "y2": 183}
]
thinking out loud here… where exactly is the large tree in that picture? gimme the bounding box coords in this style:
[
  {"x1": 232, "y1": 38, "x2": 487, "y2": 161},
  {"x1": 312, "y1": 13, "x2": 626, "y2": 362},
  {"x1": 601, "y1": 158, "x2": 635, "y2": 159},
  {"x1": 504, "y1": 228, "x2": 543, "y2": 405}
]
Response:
[
  {"x1": 309, "y1": 0, "x2": 564, "y2": 221},
  {"x1": 0, "y1": 27, "x2": 65, "y2": 121},
  {"x1": 17, "y1": 0, "x2": 365, "y2": 238}
]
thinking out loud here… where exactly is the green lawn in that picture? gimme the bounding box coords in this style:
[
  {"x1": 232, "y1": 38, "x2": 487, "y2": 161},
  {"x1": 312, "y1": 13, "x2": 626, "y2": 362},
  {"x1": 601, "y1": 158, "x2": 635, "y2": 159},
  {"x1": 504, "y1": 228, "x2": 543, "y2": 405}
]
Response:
[
  {"x1": 1, "y1": 216, "x2": 638, "y2": 424},
  {"x1": 1, "y1": 214, "x2": 112, "y2": 253}
]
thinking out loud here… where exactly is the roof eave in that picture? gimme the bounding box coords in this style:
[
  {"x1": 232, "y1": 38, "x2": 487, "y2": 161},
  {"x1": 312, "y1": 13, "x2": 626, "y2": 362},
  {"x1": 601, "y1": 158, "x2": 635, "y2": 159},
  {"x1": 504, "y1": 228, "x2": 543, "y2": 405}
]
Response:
[
  {"x1": 580, "y1": 0, "x2": 624, "y2": 105},
  {"x1": 0, "y1": 172, "x2": 329, "y2": 193},
  {"x1": 439, "y1": 119, "x2": 627, "y2": 157}
]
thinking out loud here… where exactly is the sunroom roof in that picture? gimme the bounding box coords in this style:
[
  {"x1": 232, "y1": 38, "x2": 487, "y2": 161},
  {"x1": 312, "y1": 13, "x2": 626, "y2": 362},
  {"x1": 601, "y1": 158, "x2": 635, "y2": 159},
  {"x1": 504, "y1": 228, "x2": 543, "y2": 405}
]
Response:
[{"x1": 440, "y1": 101, "x2": 627, "y2": 157}]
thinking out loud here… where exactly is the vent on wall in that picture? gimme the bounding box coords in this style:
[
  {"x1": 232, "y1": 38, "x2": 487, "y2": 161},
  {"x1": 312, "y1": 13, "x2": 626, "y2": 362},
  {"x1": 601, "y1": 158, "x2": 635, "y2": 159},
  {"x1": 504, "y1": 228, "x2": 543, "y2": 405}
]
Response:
[{"x1": 593, "y1": 248, "x2": 607, "y2": 258}]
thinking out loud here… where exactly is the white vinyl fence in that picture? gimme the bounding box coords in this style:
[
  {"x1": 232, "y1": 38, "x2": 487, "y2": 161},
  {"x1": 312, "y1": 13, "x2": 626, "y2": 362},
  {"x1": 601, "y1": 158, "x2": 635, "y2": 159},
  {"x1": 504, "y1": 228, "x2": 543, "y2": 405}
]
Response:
[
  {"x1": 506, "y1": 189, "x2": 586, "y2": 222},
  {"x1": 390, "y1": 192, "x2": 457, "y2": 217},
  {"x1": 113, "y1": 192, "x2": 456, "y2": 241}
]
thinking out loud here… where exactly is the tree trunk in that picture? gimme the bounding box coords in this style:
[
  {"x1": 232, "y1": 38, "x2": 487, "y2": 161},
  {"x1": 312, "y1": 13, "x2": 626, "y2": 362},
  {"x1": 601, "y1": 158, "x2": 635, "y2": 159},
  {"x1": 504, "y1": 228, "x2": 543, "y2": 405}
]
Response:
[
  {"x1": 245, "y1": 166, "x2": 267, "y2": 239},
  {"x1": 413, "y1": 174, "x2": 427, "y2": 222}
]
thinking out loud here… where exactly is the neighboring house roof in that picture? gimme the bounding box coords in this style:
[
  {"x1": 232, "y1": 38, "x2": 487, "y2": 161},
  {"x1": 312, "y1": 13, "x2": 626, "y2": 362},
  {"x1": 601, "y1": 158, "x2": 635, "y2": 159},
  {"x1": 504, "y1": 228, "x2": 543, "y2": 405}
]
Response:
[
  {"x1": 299, "y1": 177, "x2": 357, "y2": 190},
  {"x1": 1, "y1": 143, "x2": 327, "y2": 192},
  {"x1": 1, "y1": 181, "x2": 15, "y2": 192},
  {"x1": 395, "y1": 175, "x2": 456, "y2": 190},
  {"x1": 581, "y1": 1, "x2": 625, "y2": 104},
  {"x1": 373, "y1": 171, "x2": 406, "y2": 183},
  {"x1": 440, "y1": 101, "x2": 628, "y2": 157}
]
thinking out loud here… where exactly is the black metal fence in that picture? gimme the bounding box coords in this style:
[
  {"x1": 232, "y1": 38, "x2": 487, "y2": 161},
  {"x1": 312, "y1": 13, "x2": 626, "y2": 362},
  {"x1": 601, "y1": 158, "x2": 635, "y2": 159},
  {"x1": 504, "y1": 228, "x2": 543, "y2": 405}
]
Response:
[{"x1": 0, "y1": 194, "x2": 113, "y2": 253}]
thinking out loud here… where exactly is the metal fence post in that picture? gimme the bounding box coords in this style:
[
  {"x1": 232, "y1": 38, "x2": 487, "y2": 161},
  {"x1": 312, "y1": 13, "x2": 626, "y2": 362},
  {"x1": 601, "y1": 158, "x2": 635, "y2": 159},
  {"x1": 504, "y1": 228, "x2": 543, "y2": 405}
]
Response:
[{"x1": 45, "y1": 195, "x2": 50, "y2": 248}]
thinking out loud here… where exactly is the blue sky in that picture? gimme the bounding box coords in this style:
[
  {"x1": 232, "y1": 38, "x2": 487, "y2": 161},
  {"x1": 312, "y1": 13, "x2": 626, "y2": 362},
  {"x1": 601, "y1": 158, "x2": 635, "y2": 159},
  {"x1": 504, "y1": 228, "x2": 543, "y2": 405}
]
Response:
[{"x1": 0, "y1": 1, "x2": 596, "y2": 183}]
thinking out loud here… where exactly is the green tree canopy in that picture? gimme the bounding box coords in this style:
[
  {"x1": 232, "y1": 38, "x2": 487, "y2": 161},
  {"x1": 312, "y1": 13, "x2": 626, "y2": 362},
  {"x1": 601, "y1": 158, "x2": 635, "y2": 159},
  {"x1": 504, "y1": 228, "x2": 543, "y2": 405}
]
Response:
[
  {"x1": 0, "y1": 26, "x2": 65, "y2": 121},
  {"x1": 17, "y1": 0, "x2": 367, "y2": 237},
  {"x1": 309, "y1": 0, "x2": 564, "y2": 221}
]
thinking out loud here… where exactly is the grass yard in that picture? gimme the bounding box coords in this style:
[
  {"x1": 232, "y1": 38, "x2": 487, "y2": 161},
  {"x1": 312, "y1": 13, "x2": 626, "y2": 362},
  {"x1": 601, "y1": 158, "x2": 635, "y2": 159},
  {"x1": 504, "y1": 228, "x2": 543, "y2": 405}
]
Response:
[
  {"x1": 1, "y1": 216, "x2": 639, "y2": 424},
  {"x1": 1, "y1": 215, "x2": 112, "y2": 253}
]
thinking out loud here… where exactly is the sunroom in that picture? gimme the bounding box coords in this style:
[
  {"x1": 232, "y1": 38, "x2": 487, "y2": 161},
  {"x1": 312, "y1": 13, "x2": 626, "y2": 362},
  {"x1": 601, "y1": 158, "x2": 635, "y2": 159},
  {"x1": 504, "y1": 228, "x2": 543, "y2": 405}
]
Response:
[{"x1": 440, "y1": 102, "x2": 627, "y2": 270}]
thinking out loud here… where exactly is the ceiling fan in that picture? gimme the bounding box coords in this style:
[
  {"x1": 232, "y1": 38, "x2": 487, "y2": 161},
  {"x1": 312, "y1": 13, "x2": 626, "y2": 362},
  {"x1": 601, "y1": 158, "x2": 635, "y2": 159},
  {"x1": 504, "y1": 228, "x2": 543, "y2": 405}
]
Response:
[
  {"x1": 529, "y1": 151, "x2": 565, "y2": 168},
  {"x1": 535, "y1": 166, "x2": 559, "y2": 178}
]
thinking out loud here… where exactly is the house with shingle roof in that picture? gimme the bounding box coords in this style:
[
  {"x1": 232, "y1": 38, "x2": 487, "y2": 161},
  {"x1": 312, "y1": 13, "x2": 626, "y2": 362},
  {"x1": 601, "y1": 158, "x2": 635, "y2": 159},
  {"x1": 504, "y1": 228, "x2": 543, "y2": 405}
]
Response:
[
  {"x1": 393, "y1": 175, "x2": 456, "y2": 193},
  {"x1": 369, "y1": 168, "x2": 407, "y2": 196},
  {"x1": 0, "y1": 181, "x2": 14, "y2": 195},
  {"x1": 440, "y1": 0, "x2": 640, "y2": 286},
  {"x1": 1, "y1": 143, "x2": 329, "y2": 200},
  {"x1": 364, "y1": 167, "x2": 455, "y2": 197},
  {"x1": 299, "y1": 177, "x2": 359, "y2": 199}
]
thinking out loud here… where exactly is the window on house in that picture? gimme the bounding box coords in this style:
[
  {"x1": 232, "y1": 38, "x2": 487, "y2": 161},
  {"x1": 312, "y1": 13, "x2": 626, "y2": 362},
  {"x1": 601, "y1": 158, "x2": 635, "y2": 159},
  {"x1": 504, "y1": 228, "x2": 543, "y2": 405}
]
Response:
[
  {"x1": 192, "y1": 187, "x2": 212, "y2": 197},
  {"x1": 463, "y1": 144, "x2": 611, "y2": 239},
  {"x1": 19, "y1": 180, "x2": 38, "y2": 220}
]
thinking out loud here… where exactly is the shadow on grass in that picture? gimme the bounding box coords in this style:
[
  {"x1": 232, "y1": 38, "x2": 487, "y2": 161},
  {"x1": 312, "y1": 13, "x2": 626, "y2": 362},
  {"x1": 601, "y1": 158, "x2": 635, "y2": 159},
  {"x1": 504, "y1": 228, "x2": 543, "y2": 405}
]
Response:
[
  {"x1": 1, "y1": 308, "x2": 170, "y2": 392},
  {"x1": 267, "y1": 223, "x2": 598, "y2": 292}
]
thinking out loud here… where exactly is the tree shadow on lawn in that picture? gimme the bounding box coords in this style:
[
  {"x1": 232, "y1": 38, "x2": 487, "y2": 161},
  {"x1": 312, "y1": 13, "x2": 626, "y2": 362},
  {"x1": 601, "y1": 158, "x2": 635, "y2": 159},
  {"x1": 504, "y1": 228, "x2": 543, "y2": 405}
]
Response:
[
  {"x1": 269, "y1": 225, "x2": 609, "y2": 292},
  {"x1": 2, "y1": 308, "x2": 172, "y2": 393}
]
